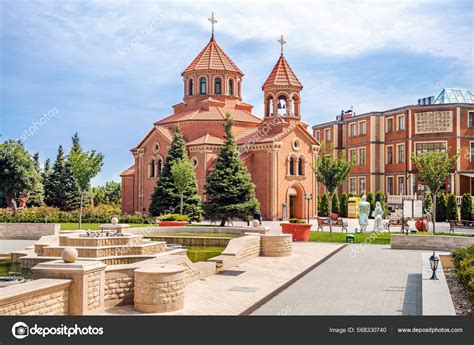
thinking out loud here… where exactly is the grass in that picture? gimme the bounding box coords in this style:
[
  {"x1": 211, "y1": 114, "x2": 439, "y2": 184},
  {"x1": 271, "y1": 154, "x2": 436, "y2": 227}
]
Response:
[
  {"x1": 149, "y1": 232, "x2": 240, "y2": 238},
  {"x1": 185, "y1": 246, "x2": 224, "y2": 262},
  {"x1": 60, "y1": 223, "x2": 159, "y2": 231},
  {"x1": 310, "y1": 231, "x2": 392, "y2": 244}
]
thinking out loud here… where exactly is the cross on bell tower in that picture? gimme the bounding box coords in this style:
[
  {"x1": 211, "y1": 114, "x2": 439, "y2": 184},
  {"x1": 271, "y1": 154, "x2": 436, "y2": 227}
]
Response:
[
  {"x1": 278, "y1": 35, "x2": 286, "y2": 55},
  {"x1": 208, "y1": 12, "x2": 217, "y2": 37}
]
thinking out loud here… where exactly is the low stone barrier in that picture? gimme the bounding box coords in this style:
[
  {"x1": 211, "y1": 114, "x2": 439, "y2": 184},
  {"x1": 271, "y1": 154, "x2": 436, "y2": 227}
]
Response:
[
  {"x1": 147, "y1": 236, "x2": 232, "y2": 247},
  {"x1": 0, "y1": 223, "x2": 60, "y2": 240},
  {"x1": 0, "y1": 279, "x2": 71, "y2": 315},
  {"x1": 391, "y1": 234, "x2": 474, "y2": 251},
  {"x1": 261, "y1": 234, "x2": 292, "y2": 257},
  {"x1": 134, "y1": 264, "x2": 185, "y2": 313},
  {"x1": 124, "y1": 225, "x2": 270, "y2": 236}
]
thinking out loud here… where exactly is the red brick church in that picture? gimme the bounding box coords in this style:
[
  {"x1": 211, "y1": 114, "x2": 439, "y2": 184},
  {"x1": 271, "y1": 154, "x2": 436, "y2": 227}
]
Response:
[{"x1": 121, "y1": 17, "x2": 320, "y2": 220}]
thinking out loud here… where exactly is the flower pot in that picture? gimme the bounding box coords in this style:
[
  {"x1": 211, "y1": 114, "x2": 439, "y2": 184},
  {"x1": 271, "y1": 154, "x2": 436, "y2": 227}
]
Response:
[
  {"x1": 280, "y1": 223, "x2": 312, "y2": 241},
  {"x1": 415, "y1": 218, "x2": 428, "y2": 232},
  {"x1": 158, "y1": 221, "x2": 188, "y2": 227}
]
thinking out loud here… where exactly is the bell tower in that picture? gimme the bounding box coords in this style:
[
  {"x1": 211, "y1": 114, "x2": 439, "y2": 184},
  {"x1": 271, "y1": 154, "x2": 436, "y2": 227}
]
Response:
[{"x1": 262, "y1": 35, "x2": 303, "y2": 119}]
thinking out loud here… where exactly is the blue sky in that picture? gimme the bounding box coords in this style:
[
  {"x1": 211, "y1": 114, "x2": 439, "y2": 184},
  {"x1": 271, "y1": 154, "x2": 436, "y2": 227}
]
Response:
[{"x1": 1, "y1": 0, "x2": 472, "y2": 185}]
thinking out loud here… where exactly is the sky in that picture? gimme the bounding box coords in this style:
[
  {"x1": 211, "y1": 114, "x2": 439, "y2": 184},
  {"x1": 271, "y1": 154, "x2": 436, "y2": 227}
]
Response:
[{"x1": 1, "y1": 0, "x2": 473, "y2": 185}]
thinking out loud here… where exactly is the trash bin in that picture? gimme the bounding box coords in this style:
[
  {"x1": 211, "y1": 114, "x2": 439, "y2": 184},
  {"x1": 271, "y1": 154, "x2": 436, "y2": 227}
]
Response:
[{"x1": 347, "y1": 197, "x2": 361, "y2": 218}]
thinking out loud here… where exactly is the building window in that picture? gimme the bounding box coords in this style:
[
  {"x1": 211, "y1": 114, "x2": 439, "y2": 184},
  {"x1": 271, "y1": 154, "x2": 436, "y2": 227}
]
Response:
[
  {"x1": 386, "y1": 118, "x2": 393, "y2": 133},
  {"x1": 188, "y1": 79, "x2": 194, "y2": 96},
  {"x1": 387, "y1": 176, "x2": 394, "y2": 195},
  {"x1": 315, "y1": 131, "x2": 320, "y2": 141},
  {"x1": 298, "y1": 157, "x2": 304, "y2": 175},
  {"x1": 191, "y1": 157, "x2": 199, "y2": 168},
  {"x1": 397, "y1": 144, "x2": 405, "y2": 163},
  {"x1": 292, "y1": 139, "x2": 301, "y2": 151},
  {"x1": 469, "y1": 112, "x2": 474, "y2": 127},
  {"x1": 157, "y1": 158, "x2": 163, "y2": 175},
  {"x1": 398, "y1": 115, "x2": 405, "y2": 131},
  {"x1": 398, "y1": 176, "x2": 405, "y2": 195},
  {"x1": 359, "y1": 148, "x2": 366, "y2": 166},
  {"x1": 228, "y1": 79, "x2": 234, "y2": 96},
  {"x1": 359, "y1": 178, "x2": 366, "y2": 195},
  {"x1": 415, "y1": 142, "x2": 446, "y2": 156},
  {"x1": 359, "y1": 121, "x2": 366, "y2": 135},
  {"x1": 386, "y1": 146, "x2": 393, "y2": 164},
  {"x1": 350, "y1": 123, "x2": 357, "y2": 137},
  {"x1": 349, "y1": 149, "x2": 356, "y2": 163},
  {"x1": 289, "y1": 157, "x2": 295, "y2": 176},
  {"x1": 199, "y1": 77, "x2": 207, "y2": 94},
  {"x1": 471, "y1": 142, "x2": 474, "y2": 162},
  {"x1": 149, "y1": 159, "x2": 156, "y2": 178},
  {"x1": 214, "y1": 77, "x2": 222, "y2": 95},
  {"x1": 349, "y1": 178, "x2": 357, "y2": 195},
  {"x1": 153, "y1": 142, "x2": 160, "y2": 153},
  {"x1": 325, "y1": 129, "x2": 331, "y2": 141}
]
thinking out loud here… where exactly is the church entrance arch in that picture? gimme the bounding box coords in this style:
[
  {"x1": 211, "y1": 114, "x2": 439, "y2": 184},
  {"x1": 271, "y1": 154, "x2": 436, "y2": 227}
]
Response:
[{"x1": 287, "y1": 184, "x2": 304, "y2": 219}]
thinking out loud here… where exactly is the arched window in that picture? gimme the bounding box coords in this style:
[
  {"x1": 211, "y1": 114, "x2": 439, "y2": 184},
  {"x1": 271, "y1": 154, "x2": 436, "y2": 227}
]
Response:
[
  {"x1": 199, "y1": 77, "x2": 207, "y2": 95},
  {"x1": 188, "y1": 79, "x2": 194, "y2": 96},
  {"x1": 238, "y1": 81, "x2": 241, "y2": 97},
  {"x1": 149, "y1": 159, "x2": 156, "y2": 178},
  {"x1": 214, "y1": 77, "x2": 222, "y2": 95},
  {"x1": 228, "y1": 79, "x2": 234, "y2": 96},
  {"x1": 289, "y1": 157, "x2": 295, "y2": 176},
  {"x1": 277, "y1": 95, "x2": 287, "y2": 116},
  {"x1": 157, "y1": 159, "x2": 163, "y2": 176},
  {"x1": 298, "y1": 158, "x2": 304, "y2": 175}
]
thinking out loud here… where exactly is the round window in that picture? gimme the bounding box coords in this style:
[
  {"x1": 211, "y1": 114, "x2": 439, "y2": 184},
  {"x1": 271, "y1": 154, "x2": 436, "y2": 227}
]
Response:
[
  {"x1": 191, "y1": 157, "x2": 199, "y2": 168},
  {"x1": 292, "y1": 138, "x2": 301, "y2": 150},
  {"x1": 153, "y1": 142, "x2": 160, "y2": 153}
]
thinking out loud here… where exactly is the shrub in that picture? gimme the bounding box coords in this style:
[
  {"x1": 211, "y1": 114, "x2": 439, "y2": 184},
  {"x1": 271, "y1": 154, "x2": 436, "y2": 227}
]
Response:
[
  {"x1": 158, "y1": 214, "x2": 190, "y2": 222},
  {"x1": 435, "y1": 193, "x2": 447, "y2": 222},
  {"x1": 446, "y1": 193, "x2": 458, "y2": 221},
  {"x1": 366, "y1": 192, "x2": 375, "y2": 218},
  {"x1": 331, "y1": 193, "x2": 340, "y2": 215},
  {"x1": 340, "y1": 193, "x2": 348, "y2": 218},
  {"x1": 319, "y1": 193, "x2": 330, "y2": 217},
  {"x1": 461, "y1": 193, "x2": 473, "y2": 221},
  {"x1": 289, "y1": 218, "x2": 306, "y2": 224},
  {"x1": 452, "y1": 245, "x2": 474, "y2": 303}
]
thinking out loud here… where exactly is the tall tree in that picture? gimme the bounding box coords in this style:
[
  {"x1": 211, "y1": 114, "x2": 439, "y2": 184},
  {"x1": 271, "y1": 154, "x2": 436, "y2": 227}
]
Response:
[
  {"x1": 26, "y1": 152, "x2": 45, "y2": 207},
  {"x1": 149, "y1": 126, "x2": 203, "y2": 221},
  {"x1": 313, "y1": 144, "x2": 354, "y2": 233},
  {"x1": 205, "y1": 113, "x2": 259, "y2": 226},
  {"x1": 93, "y1": 181, "x2": 121, "y2": 205},
  {"x1": 67, "y1": 133, "x2": 104, "y2": 229},
  {"x1": 171, "y1": 158, "x2": 197, "y2": 215},
  {"x1": 42, "y1": 158, "x2": 51, "y2": 182},
  {"x1": 0, "y1": 140, "x2": 41, "y2": 214},
  {"x1": 411, "y1": 151, "x2": 458, "y2": 233}
]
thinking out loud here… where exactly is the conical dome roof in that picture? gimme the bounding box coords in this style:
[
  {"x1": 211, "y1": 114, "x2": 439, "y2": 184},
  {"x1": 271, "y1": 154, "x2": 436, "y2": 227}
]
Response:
[{"x1": 262, "y1": 54, "x2": 302, "y2": 89}]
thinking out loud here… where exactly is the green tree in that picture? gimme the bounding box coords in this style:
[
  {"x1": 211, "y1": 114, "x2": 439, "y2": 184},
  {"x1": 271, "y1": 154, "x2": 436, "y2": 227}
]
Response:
[
  {"x1": 0, "y1": 140, "x2": 41, "y2": 214},
  {"x1": 149, "y1": 126, "x2": 203, "y2": 221},
  {"x1": 446, "y1": 193, "x2": 458, "y2": 221},
  {"x1": 313, "y1": 144, "x2": 354, "y2": 233},
  {"x1": 319, "y1": 192, "x2": 330, "y2": 217},
  {"x1": 67, "y1": 133, "x2": 104, "y2": 229},
  {"x1": 42, "y1": 158, "x2": 51, "y2": 182},
  {"x1": 460, "y1": 193, "x2": 472, "y2": 221},
  {"x1": 340, "y1": 192, "x2": 348, "y2": 217},
  {"x1": 366, "y1": 192, "x2": 375, "y2": 218},
  {"x1": 26, "y1": 152, "x2": 45, "y2": 207},
  {"x1": 44, "y1": 146, "x2": 81, "y2": 211},
  {"x1": 205, "y1": 114, "x2": 259, "y2": 226},
  {"x1": 93, "y1": 181, "x2": 121, "y2": 205},
  {"x1": 331, "y1": 193, "x2": 340, "y2": 215},
  {"x1": 171, "y1": 158, "x2": 197, "y2": 215},
  {"x1": 436, "y1": 193, "x2": 447, "y2": 222},
  {"x1": 411, "y1": 151, "x2": 458, "y2": 233}
]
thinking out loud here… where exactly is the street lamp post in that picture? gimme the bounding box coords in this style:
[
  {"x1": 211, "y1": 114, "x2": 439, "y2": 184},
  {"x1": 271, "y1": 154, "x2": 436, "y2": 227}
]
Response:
[
  {"x1": 304, "y1": 193, "x2": 313, "y2": 224},
  {"x1": 429, "y1": 250, "x2": 440, "y2": 280}
]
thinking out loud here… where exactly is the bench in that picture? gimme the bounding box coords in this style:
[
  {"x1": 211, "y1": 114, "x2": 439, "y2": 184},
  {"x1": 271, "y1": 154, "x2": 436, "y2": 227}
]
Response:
[
  {"x1": 449, "y1": 220, "x2": 474, "y2": 233},
  {"x1": 317, "y1": 217, "x2": 348, "y2": 233}
]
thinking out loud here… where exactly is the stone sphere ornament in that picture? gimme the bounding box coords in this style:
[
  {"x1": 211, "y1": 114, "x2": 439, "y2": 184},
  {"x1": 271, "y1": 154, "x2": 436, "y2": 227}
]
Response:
[
  {"x1": 61, "y1": 247, "x2": 78, "y2": 263},
  {"x1": 111, "y1": 217, "x2": 119, "y2": 225},
  {"x1": 252, "y1": 219, "x2": 260, "y2": 227}
]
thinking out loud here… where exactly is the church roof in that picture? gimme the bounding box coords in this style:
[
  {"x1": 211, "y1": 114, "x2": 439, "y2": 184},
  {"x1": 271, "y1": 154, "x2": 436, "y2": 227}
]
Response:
[
  {"x1": 187, "y1": 133, "x2": 224, "y2": 146},
  {"x1": 120, "y1": 165, "x2": 135, "y2": 177},
  {"x1": 155, "y1": 106, "x2": 262, "y2": 125},
  {"x1": 182, "y1": 36, "x2": 243, "y2": 75},
  {"x1": 262, "y1": 54, "x2": 302, "y2": 89}
]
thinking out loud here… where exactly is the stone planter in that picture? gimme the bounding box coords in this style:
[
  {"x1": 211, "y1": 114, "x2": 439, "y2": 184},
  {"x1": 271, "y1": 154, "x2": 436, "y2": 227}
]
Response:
[
  {"x1": 280, "y1": 223, "x2": 311, "y2": 241},
  {"x1": 158, "y1": 221, "x2": 188, "y2": 227}
]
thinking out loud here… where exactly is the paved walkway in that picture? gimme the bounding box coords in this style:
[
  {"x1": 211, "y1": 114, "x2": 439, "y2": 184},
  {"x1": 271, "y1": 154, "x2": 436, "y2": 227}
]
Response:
[
  {"x1": 252, "y1": 245, "x2": 426, "y2": 315},
  {"x1": 97, "y1": 242, "x2": 344, "y2": 315}
]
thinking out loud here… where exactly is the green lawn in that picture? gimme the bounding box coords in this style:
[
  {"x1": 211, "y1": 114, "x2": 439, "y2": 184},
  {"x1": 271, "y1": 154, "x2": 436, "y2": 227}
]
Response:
[
  {"x1": 60, "y1": 223, "x2": 159, "y2": 230},
  {"x1": 310, "y1": 231, "x2": 392, "y2": 244},
  {"x1": 185, "y1": 246, "x2": 224, "y2": 262}
]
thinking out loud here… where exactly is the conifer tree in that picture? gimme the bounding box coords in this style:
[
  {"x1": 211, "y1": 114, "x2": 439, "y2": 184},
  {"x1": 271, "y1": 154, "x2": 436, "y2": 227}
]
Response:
[
  {"x1": 460, "y1": 193, "x2": 472, "y2": 221},
  {"x1": 436, "y1": 193, "x2": 447, "y2": 222},
  {"x1": 319, "y1": 193, "x2": 330, "y2": 217},
  {"x1": 149, "y1": 126, "x2": 203, "y2": 221},
  {"x1": 340, "y1": 192, "x2": 348, "y2": 217},
  {"x1": 331, "y1": 193, "x2": 340, "y2": 215},
  {"x1": 204, "y1": 113, "x2": 259, "y2": 226},
  {"x1": 446, "y1": 193, "x2": 458, "y2": 221},
  {"x1": 26, "y1": 152, "x2": 45, "y2": 207}
]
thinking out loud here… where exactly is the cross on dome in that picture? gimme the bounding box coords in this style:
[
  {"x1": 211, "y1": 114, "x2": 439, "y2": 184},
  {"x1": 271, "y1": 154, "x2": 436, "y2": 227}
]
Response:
[
  {"x1": 278, "y1": 35, "x2": 286, "y2": 55},
  {"x1": 208, "y1": 12, "x2": 217, "y2": 36}
]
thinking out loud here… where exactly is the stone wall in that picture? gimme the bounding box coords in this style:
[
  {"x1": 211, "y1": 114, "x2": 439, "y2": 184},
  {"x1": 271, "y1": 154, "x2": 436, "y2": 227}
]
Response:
[
  {"x1": 391, "y1": 234, "x2": 474, "y2": 251},
  {"x1": 261, "y1": 234, "x2": 292, "y2": 257},
  {"x1": 0, "y1": 279, "x2": 71, "y2": 315},
  {"x1": 125, "y1": 226, "x2": 269, "y2": 236},
  {"x1": 0, "y1": 223, "x2": 60, "y2": 240},
  {"x1": 148, "y1": 236, "x2": 232, "y2": 247},
  {"x1": 221, "y1": 235, "x2": 261, "y2": 264}
]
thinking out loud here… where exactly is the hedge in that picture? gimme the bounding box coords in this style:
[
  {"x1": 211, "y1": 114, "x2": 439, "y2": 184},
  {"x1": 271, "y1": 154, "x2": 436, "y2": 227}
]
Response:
[{"x1": 451, "y1": 245, "x2": 474, "y2": 303}]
